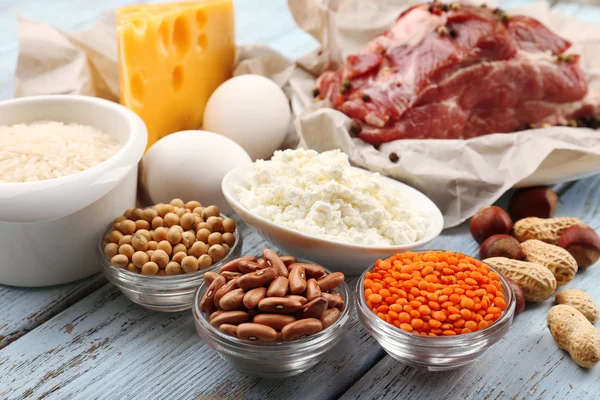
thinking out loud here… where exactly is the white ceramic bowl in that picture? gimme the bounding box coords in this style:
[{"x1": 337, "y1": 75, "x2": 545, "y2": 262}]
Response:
[
  {"x1": 0, "y1": 95, "x2": 147, "y2": 287},
  {"x1": 222, "y1": 163, "x2": 444, "y2": 275}
]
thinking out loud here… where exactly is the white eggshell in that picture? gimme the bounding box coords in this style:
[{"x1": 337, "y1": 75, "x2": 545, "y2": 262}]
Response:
[
  {"x1": 203, "y1": 74, "x2": 291, "y2": 161},
  {"x1": 141, "y1": 130, "x2": 251, "y2": 213}
]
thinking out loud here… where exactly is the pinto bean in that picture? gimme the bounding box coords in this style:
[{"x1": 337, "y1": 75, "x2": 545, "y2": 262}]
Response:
[
  {"x1": 263, "y1": 249, "x2": 288, "y2": 277},
  {"x1": 281, "y1": 318, "x2": 323, "y2": 341},
  {"x1": 267, "y1": 276, "x2": 289, "y2": 297},
  {"x1": 210, "y1": 310, "x2": 250, "y2": 328},
  {"x1": 285, "y1": 295, "x2": 308, "y2": 305},
  {"x1": 252, "y1": 314, "x2": 296, "y2": 331},
  {"x1": 299, "y1": 297, "x2": 328, "y2": 319},
  {"x1": 218, "y1": 256, "x2": 257, "y2": 273},
  {"x1": 213, "y1": 278, "x2": 239, "y2": 307},
  {"x1": 288, "y1": 265, "x2": 307, "y2": 295},
  {"x1": 221, "y1": 271, "x2": 242, "y2": 281},
  {"x1": 200, "y1": 276, "x2": 226, "y2": 313},
  {"x1": 209, "y1": 310, "x2": 225, "y2": 321},
  {"x1": 237, "y1": 267, "x2": 278, "y2": 291},
  {"x1": 279, "y1": 256, "x2": 297, "y2": 266},
  {"x1": 320, "y1": 308, "x2": 341, "y2": 329},
  {"x1": 219, "y1": 288, "x2": 246, "y2": 311},
  {"x1": 287, "y1": 263, "x2": 326, "y2": 279},
  {"x1": 331, "y1": 290, "x2": 345, "y2": 311},
  {"x1": 317, "y1": 272, "x2": 345, "y2": 292},
  {"x1": 243, "y1": 287, "x2": 267, "y2": 309},
  {"x1": 258, "y1": 297, "x2": 303, "y2": 314},
  {"x1": 237, "y1": 323, "x2": 278, "y2": 342},
  {"x1": 306, "y1": 278, "x2": 321, "y2": 301},
  {"x1": 321, "y1": 292, "x2": 338, "y2": 308}
]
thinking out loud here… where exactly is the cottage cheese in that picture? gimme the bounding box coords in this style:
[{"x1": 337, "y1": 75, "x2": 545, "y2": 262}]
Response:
[{"x1": 235, "y1": 149, "x2": 430, "y2": 246}]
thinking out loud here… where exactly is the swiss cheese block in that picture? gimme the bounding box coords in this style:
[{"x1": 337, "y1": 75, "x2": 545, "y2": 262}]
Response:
[{"x1": 117, "y1": 1, "x2": 235, "y2": 150}]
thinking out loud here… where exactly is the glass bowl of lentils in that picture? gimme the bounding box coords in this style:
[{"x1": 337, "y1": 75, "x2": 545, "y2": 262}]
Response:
[{"x1": 98, "y1": 199, "x2": 242, "y2": 312}]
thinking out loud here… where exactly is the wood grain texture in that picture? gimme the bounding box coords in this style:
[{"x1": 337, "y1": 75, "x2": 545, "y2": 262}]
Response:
[{"x1": 340, "y1": 174, "x2": 600, "y2": 400}]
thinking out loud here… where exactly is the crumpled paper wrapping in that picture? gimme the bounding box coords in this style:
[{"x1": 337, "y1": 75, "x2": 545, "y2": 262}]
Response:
[{"x1": 14, "y1": 1, "x2": 600, "y2": 227}]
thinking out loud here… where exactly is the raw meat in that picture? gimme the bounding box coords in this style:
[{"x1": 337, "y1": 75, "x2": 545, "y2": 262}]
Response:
[{"x1": 316, "y1": 3, "x2": 599, "y2": 145}]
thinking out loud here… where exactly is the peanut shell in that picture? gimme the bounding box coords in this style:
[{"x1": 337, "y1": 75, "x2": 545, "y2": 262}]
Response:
[
  {"x1": 556, "y1": 289, "x2": 599, "y2": 324},
  {"x1": 513, "y1": 217, "x2": 582, "y2": 244},
  {"x1": 521, "y1": 240, "x2": 578, "y2": 286},
  {"x1": 547, "y1": 304, "x2": 600, "y2": 368},
  {"x1": 483, "y1": 257, "x2": 556, "y2": 302}
]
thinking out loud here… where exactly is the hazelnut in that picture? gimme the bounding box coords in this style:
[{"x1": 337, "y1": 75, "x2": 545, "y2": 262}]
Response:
[
  {"x1": 222, "y1": 218, "x2": 236, "y2": 233},
  {"x1": 196, "y1": 222, "x2": 212, "y2": 232},
  {"x1": 167, "y1": 226, "x2": 182, "y2": 245},
  {"x1": 104, "y1": 243, "x2": 119, "y2": 259},
  {"x1": 141, "y1": 261, "x2": 159, "y2": 275},
  {"x1": 172, "y1": 243, "x2": 187, "y2": 255},
  {"x1": 131, "y1": 208, "x2": 144, "y2": 221},
  {"x1": 180, "y1": 213, "x2": 196, "y2": 230},
  {"x1": 198, "y1": 254, "x2": 213, "y2": 269},
  {"x1": 119, "y1": 244, "x2": 135, "y2": 259},
  {"x1": 157, "y1": 269, "x2": 167, "y2": 276},
  {"x1": 111, "y1": 254, "x2": 129, "y2": 269},
  {"x1": 118, "y1": 235, "x2": 132, "y2": 246},
  {"x1": 222, "y1": 243, "x2": 230, "y2": 255},
  {"x1": 186, "y1": 201, "x2": 202, "y2": 211},
  {"x1": 157, "y1": 240, "x2": 173, "y2": 256},
  {"x1": 132, "y1": 251, "x2": 149, "y2": 268},
  {"x1": 192, "y1": 206, "x2": 204, "y2": 215},
  {"x1": 123, "y1": 208, "x2": 134, "y2": 219},
  {"x1": 508, "y1": 187, "x2": 558, "y2": 220},
  {"x1": 181, "y1": 256, "x2": 199, "y2": 273},
  {"x1": 152, "y1": 216, "x2": 165, "y2": 229},
  {"x1": 109, "y1": 230, "x2": 124, "y2": 244},
  {"x1": 170, "y1": 198, "x2": 185, "y2": 208},
  {"x1": 135, "y1": 219, "x2": 151, "y2": 231},
  {"x1": 505, "y1": 277, "x2": 526, "y2": 316},
  {"x1": 469, "y1": 206, "x2": 513, "y2": 244},
  {"x1": 152, "y1": 227, "x2": 169, "y2": 242},
  {"x1": 165, "y1": 262, "x2": 183, "y2": 276},
  {"x1": 127, "y1": 264, "x2": 141, "y2": 274},
  {"x1": 557, "y1": 223, "x2": 600, "y2": 267},
  {"x1": 172, "y1": 251, "x2": 188, "y2": 264},
  {"x1": 113, "y1": 215, "x2": 127, "y2": 224},
  {"x1": 181, "y1": 231, "x2": 196, "y2": 248},
  {"x1": 175, "y1": 207, "x2": 188, "y2": 218},
  {"x1": 479, "y1": 234, "x2": 523, "y2": 260},
  {"x1": 146, "y1": 250, "x2": 155, "y2": 259},
  {"x1": 147, "y1": 241, "x2": 158, "y2": 251}
]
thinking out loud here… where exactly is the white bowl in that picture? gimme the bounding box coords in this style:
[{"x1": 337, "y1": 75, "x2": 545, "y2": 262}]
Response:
[
  {"x1": 0, "y1": 95, "x2": 147, "y2": 287},
  {"x1": 221, "y1": 163, "x2": 444, "y2": 275}
]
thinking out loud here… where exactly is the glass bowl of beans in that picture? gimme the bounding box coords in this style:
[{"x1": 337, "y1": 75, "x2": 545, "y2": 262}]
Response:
[
  {"x1": 98, "y1": 200, "x2": 242, "y2": 312},
  {"x1": 356, "y1": 250, "x2": 516, "y2": 371},
  {"x1": 192, "y1": 251, "x2": 352, "y2": 378}
]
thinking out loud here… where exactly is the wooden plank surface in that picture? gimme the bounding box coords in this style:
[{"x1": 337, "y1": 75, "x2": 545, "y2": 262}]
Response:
[{"x1": 339, "y1": 174, "x2": 600, "y2": 400}]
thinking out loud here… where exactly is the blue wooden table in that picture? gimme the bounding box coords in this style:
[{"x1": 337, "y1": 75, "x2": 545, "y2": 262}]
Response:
[{"x1": 1, "y1": 1, "x2": 600, "y2": 399}]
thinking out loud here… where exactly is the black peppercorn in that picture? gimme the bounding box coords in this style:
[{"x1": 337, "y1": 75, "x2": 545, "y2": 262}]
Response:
[
  {"x1": 389, "y1": 152, "x2": 399, "y2": 163},
  {"x1": 312, "y1": 88, "x2": 320, "y2": 98},
  {"x1": 441, "y1": 4, "x2": 448, "y2": 12},
  {"x1": 499, "y1": 12, "x2": 510, "y2": 23},
  {"x1": 449, "y1": 27, "x2": 457, "y2": 38},
  {"x1": 350, "y1": 123, "x2": 362, "y2": 136},
  {"x1": 428, "y1": 5, "x2": 435, "y2": 12},
  {"x1": 340, "y1": 80, "x2": 352, "y2": 94},
  {"x1": 362, "y1": 94, "x2": 371, "y2": 102}
]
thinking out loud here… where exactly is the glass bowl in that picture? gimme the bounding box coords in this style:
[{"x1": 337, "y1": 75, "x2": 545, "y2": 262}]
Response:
[
  {"x1": 192, "y1": 263, "x2": 352, "y2": 378},
  {"x1": 98, "y1": 214, "x2": 242, "y2": 312},
  {"x1": 356, "y1": 262, "x2": 516, "y2": 371}
]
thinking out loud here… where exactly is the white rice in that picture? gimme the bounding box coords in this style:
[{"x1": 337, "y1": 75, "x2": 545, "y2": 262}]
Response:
[{"x1": 0, "y1": 121, "x2": 122, "y2": 183}]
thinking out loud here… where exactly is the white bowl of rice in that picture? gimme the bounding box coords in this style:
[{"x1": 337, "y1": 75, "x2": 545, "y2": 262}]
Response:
[{"x1": 0, "y1": 95, "x2": 147, "y2": 287}]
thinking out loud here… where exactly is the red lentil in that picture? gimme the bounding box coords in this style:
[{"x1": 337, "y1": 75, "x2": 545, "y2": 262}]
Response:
[{"x1": 364, "y1": 250, "x2": 506, "y2": 336}]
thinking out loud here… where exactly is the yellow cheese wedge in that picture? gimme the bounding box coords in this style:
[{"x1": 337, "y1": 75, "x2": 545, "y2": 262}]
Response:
[{"x1": 117, "y1": 1, "x2": 235, "y2": 150}]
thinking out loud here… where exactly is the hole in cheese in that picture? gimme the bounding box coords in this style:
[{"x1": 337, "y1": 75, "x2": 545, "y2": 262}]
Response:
[
  {"x1": 172, "y1": 65, "x2": 184, "y2": 92},
  {"x1": 131, "y1": 18, "x2": 147, "y2": 34},
  {"x1": 172, "y1": 16, "x2": 190, "y2": 55},
  {"x1": 130, "y1": 73, "x2": 145, "y2": 104},
  {"x1": 196, "y1": 10, "x2": 207, "y2": 29},
  {"x1": 197, "y1": 33, "x2": 208, "y2": 50},
  {"x1": 157, "y1": 20, "x2": 171, "y2": 55}
]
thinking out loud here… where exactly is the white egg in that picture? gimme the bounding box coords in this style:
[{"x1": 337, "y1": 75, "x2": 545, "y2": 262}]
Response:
[
  {"x1": 140, "y1": 130, "x2": 251, "y2": 213},
  {"x1": 203, "y1": 74, "x2": 291, "y2": 161}
]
